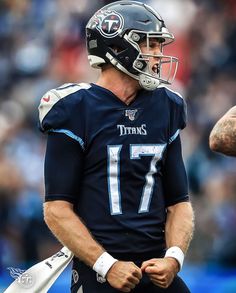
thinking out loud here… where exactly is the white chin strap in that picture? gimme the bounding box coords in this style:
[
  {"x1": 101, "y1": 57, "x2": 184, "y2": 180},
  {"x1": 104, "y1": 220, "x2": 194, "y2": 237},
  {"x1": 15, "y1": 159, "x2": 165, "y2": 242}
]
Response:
[
  {"x1": 105, "y1": 53, "x2": 161, "y2": 91},
  {"x1": 139, "y1": 74, "x2": 160, "y2": 91}
]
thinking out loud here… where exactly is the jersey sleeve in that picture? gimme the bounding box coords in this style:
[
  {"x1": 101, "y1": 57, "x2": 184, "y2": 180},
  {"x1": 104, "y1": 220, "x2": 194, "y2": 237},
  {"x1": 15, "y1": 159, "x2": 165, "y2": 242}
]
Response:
[
  {"x1": 38, "y1": 89, "x2": 69, "y2": 133},
  {"x1": 38, "y1": 84, "x2": 88, "y2": 203},
  {"x1": 44, "y1": 132, "x2": 84, "y2": 203},
  {"x1": 38, "y1": 84, "x2": 87, "y2": 151},
  {"x1": 162, "y1": 135, "x2": 189, "y2": 207},
  {"x1": 165, "y1": 88, "x2": 187, "y2": 144}
]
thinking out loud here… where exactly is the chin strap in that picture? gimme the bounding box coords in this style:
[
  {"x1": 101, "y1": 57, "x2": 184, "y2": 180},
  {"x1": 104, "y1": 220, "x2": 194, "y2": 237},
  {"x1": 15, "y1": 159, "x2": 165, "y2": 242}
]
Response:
[
  {"x1": 105, "y1": 52, "x2": 161, "y2": 91},
  {"x1": 139, "y1": 74, "x2": 161, "y2": 91}
]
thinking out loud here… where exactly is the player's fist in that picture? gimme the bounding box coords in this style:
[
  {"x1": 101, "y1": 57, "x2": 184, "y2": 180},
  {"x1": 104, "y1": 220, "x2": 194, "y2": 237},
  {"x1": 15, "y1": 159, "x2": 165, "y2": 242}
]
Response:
[
  {"x1": 106, "y1": 261, "x2": 142, "y2": 292},
  {"x1": 141, "y1": 257, "x2": 179, "y2": 288}
]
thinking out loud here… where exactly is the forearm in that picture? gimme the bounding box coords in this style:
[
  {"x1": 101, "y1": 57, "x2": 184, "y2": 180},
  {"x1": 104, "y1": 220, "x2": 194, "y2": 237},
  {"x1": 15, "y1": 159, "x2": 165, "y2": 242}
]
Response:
[
  {"x1": 141, "y1": 202, "x2": 194, "y2": 287},
  {"x1": 209, "y1": 106, "x2": 236, "y2": 156},
  {"x1": 165, "y1": 202, "x2": 194, "y2": 254},
  {"x1": 44, "y1": 201, "x2": 104, "y2": 267}
]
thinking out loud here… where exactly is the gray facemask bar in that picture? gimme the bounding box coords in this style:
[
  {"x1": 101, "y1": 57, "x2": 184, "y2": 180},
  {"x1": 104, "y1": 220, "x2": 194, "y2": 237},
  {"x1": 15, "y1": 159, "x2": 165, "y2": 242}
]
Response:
[
  {"x1": 124, "y1": 30, "x2": 179, "y2": 90},
  {"x1": 135, "y1": 53, "x2": 178, "y2": 85}
]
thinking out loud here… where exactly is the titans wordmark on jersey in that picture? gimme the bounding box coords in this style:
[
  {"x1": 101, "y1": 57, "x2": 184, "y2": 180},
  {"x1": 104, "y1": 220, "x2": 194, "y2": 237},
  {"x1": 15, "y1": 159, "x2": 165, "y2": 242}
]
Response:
[{"x1": 39, "y1": 82, "x2": 188, "y2": 255}]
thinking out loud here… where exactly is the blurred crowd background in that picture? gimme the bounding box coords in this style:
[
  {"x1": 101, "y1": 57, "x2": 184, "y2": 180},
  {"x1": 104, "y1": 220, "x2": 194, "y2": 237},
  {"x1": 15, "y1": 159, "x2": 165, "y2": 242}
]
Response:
[{"x1": 0, "y1": 0, "x2": 235, "y2": 292}]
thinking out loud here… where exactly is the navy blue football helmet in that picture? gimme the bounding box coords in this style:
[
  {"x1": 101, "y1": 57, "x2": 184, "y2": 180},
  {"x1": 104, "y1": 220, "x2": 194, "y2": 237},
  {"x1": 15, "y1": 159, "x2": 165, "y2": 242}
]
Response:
[{"x1": 86, "y1": 1, "x2": 178, "y2": 90}]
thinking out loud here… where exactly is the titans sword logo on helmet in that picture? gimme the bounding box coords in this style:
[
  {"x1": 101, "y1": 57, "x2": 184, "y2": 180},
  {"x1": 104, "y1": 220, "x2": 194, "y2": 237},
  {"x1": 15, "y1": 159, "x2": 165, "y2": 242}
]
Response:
[{"x1": 89, "y1": 9, "x2": 124, "y2": 38}]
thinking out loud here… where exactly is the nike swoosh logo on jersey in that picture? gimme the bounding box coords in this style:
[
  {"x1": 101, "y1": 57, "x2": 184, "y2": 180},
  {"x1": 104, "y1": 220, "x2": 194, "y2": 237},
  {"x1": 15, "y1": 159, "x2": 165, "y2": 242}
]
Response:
[{"x1": 43, "y1": 95, "x2": 50, "y2": 102}]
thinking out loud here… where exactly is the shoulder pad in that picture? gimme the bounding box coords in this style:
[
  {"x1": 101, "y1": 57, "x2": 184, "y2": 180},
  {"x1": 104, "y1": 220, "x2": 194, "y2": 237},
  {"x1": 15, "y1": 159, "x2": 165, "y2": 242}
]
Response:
[
  {"x1": 159, "y1": 86, "x2": 184, "y2": 105},
  {"x1": 38, "y1": 83, "x2": 91, "y2": 124},
  {"x1": 158, "y1": 86, "x2": 187, "y2": 132}
]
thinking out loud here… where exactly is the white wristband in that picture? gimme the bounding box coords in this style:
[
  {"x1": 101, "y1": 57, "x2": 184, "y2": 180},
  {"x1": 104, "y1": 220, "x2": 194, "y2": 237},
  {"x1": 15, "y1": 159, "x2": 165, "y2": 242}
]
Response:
[
  {"x1": 93, "y1": 252, "x2": 118, "y2": 278},
  {"x1": 164, "y1": 246, "x2": 185, "y2": 270}
]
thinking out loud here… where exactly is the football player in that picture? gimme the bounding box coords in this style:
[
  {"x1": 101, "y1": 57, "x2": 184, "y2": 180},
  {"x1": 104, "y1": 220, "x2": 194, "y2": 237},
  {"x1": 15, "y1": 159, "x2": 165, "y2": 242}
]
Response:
[
  {"x1": 39, "y1": 1, "x2": 194, "y2": 292},
  {"x1": 209, "y1": 106, "x2": 236, "y2": 156}
]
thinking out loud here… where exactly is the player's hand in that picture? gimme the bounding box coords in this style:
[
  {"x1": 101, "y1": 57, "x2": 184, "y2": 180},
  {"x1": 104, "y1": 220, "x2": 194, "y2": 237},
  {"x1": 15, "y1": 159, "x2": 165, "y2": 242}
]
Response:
[
  {"x1": 106, "y1": 261, "x2": 142, "y2": 292},
  {"x1": 141, "y1": 257, "x2": 179, "y2": 289}
]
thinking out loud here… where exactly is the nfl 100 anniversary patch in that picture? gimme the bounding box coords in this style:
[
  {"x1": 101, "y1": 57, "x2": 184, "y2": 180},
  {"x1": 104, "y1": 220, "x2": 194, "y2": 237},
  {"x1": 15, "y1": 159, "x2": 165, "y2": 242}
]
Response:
[{"x1": 125, "y1": 109, "x2": 138, "y2": 121}]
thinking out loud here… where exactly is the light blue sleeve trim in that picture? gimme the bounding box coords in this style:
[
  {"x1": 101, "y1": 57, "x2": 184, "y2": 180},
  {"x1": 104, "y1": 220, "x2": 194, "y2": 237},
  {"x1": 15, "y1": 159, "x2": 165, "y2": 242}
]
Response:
[
  {"x1": 49, "y1": 129, "x2": 85, "y2": 151},
  {"x1": 169, "y1": 129, "x2": 180, "y2": 144}
]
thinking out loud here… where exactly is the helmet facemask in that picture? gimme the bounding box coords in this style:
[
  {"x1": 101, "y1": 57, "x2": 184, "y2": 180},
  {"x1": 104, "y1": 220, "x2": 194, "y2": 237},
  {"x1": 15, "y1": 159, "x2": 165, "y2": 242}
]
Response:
[{"x1": 125, "y1": 30, "x2": 178, "y2": 90}]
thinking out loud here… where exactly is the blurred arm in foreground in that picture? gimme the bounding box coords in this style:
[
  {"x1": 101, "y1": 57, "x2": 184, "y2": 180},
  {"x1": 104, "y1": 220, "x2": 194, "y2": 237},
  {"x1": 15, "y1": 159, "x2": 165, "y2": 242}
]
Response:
[{"x1": 209, "y1": 106, "x2": 236, "y2": 156}]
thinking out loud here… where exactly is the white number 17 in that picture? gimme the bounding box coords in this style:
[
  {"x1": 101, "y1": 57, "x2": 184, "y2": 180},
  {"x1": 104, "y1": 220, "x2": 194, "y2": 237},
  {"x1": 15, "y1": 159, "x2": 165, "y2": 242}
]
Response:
[{"x1": 107, "y1": 144, "x2": 166, "y2": 215}]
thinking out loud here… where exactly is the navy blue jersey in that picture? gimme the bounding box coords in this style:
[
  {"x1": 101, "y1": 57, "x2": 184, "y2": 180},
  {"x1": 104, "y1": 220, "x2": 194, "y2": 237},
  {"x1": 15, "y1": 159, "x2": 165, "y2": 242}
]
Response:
[{"x1": 39, "y1": 83, "x2": 189, "y2": 255}]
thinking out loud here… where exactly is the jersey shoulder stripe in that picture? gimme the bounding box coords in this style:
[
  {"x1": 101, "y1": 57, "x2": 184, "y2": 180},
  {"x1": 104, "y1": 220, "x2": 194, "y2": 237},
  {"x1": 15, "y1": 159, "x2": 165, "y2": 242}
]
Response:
[
  {"x1": 157, "y1": 86, "x2": 187, "y2": 132},
  {"x1": 168, "y1": 129, "x2": 180, "y2": 144},
  {"x1": 158, "y1": 85, "x2": 184, "y2": 100},
  {"x1": 38, "y1": 83, "x2": 91, "y2": 124},
  {"x1": 158, "y1": 85, "x2": 186, "y2": 108}
]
